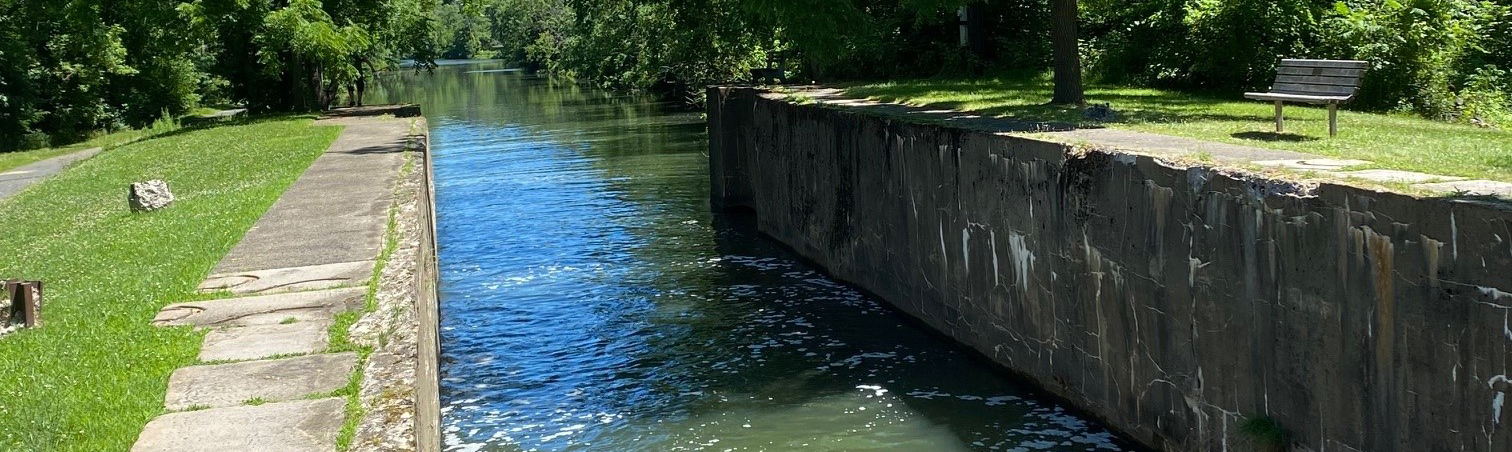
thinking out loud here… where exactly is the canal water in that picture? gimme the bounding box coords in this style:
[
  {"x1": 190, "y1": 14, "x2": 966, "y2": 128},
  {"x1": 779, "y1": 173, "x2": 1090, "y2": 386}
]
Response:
[{"x1": 371, "y1": 61, "x2": 1136, "y2": 452}]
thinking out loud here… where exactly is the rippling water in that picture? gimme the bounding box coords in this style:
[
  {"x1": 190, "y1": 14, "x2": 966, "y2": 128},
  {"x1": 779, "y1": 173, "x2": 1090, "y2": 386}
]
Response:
[{"x1": 370, "y1": 61, "x2": 1138, "y2": 452}]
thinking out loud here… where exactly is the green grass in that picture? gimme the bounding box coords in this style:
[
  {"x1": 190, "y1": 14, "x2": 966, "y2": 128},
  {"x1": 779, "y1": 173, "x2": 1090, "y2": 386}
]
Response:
[
  {"x1": 0, "y1": 109, "x2": 208, "y2": 175},
  {"x1": 0, "y1": 116, "x2": 340, "y2": 451},
  {"x1": 0, "y1": 128, "x2": 154, "y2": 174},
  {"x1": 843, "y1": 78, "x2": 1512, "y2": 182}
]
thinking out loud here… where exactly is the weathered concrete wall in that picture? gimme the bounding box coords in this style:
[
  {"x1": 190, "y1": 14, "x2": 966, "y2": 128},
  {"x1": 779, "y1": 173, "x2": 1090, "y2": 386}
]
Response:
[
  {"x1": 709, "y1": 87, "x2": 1512, "y2": 452},
  {"x1": 415, "y1": 119, "x2": 443, "y2": 452}
]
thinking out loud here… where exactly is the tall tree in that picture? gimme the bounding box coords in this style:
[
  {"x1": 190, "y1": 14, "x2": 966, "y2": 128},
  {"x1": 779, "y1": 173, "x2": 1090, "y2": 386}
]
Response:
[{"x1": 1049, "y1": 0, "x2": 1083, "y2": 105}]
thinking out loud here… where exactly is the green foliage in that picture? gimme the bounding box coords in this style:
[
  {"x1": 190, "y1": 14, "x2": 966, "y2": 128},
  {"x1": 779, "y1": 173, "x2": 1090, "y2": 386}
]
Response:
[
  {"x1": 254, "y1": 0, "x2": 374, "y2": 109},
  {"x1": 1083, "y1": 0, "x2": 1512, "y2": 122},
  {"x1": 0, "y1": 0, "x2": 439, "y2": 149},
  {"x1": 1461, "y1": 66, "x2": 1512, "y2": 126},
  {"x1": 3, "y1": 0, "x2": 1509, "y2": 137},
  {"x1": 1321, "y1": 0, "x2": 1473, "y2": 114}
]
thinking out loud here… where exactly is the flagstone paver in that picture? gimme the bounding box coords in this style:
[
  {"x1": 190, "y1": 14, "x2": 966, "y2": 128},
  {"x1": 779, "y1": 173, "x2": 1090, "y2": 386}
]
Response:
[
  {"x1": 165, "y1": 353, "x2": 358, "y2": 410},
  {"x1": 1252, "y1": 159, "x2": 1372, "y2": 171},
  {"x1": 1334, "y1": 169, "x2": 1466, "y2": 184},
  {"x1": 131, "y1": 398, "x2": 347, "y2": 452},
  {"x1": 1415, "y1": 180, "x2": 1512, "y2": 198},
  {"x1": 154, "y1": 287, "x2": 364, "y2": 328},
  {"x1": 199, "y1": 320, "x2": 331, "y2": 362},
  {"x1": 198, "y1": 260, "x2": 376, "y2": 295}
]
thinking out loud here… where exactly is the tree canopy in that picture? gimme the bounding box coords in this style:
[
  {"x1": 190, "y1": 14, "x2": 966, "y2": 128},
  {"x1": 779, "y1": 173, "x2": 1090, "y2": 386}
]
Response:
[
  {"x1": 3, "y1": 0, "x2": 1510, "y2": 148},
  {"x1": 433, "y1": 0, "x2": 1508, "y2": 120},
  {"x1": 0, "y1": 0, "x2": 442, "y2": 149}
]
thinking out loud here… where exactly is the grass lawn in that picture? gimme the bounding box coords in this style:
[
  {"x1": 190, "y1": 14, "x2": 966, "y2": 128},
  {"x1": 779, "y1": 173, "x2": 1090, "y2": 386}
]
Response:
[
  {"x1": 0, "y1": 117, "x2": 340, "y2": 451},
  {"x1": 0, "y1": 128, "x2": 160, "y2": 174},
  {"x1": 843, "y1": 78, "x2": 1512, "y2": 182}
]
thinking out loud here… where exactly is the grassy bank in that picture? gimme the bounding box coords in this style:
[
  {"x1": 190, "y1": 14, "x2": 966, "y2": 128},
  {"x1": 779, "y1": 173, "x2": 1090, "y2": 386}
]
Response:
[
  {"x1": 843, "y1": 78, "x2": 1512, "y2": 182},
  {"x1": 0, "y1": 117, "x2": 340, "y2": 450},
  {"x1": 0, "y1": 110, "x2": 231, "y2": 174},
  {"x1": 0, "y1": 128, "x2": 156, "y2": 174}
]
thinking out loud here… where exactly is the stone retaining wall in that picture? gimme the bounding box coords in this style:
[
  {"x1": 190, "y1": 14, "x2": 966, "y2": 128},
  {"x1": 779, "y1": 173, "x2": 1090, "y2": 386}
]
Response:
[{"x1": 709, "y1": 87, "x2": 1512, "y2": 452}]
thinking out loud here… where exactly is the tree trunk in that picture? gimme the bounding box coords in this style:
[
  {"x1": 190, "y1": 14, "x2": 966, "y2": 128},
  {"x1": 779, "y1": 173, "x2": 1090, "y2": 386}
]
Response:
[{"x1": 1050, "y1": 0, "x2": 1084, "y2": 105}]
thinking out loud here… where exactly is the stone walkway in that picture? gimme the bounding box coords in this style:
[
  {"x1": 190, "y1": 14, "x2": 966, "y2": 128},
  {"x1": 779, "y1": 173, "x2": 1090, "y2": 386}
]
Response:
[
  {"x1": 131, "y1": 109, "x2": 417, "y2": 452},
  {"x1": 0, "y1": 147, "x2": 102, "y2": 200},
  {"x1": 787, "y1": 87, "x2": 1512, "y2": 198}
]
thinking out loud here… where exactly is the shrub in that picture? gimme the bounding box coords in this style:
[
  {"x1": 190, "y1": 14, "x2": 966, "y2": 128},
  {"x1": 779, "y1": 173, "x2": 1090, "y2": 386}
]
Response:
[{"x1": 1460, "y1": 66, "x2": 1512, "y2": 126}]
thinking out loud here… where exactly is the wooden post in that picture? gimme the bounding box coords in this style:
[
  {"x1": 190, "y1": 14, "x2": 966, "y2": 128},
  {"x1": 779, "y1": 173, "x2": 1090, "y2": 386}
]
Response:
[
  {"x1": 20, "y1": 281, "x2": 40, "y2": 328},
  {"x1": 1328, "y1": 103, "x2": 1338, "y2": 137},
  {"x1": 1274, "y1": 101, "x2": 1285, "y2": 133}
]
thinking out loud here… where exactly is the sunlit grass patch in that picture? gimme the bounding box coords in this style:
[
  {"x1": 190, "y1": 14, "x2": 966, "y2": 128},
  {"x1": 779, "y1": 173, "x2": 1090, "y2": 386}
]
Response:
[
  {"x1": 844, "y1": 78, "x2": 1512, "y2": 182},
  {"x1": 0, "y1": 116, "x2": 340, "y2": 451}
]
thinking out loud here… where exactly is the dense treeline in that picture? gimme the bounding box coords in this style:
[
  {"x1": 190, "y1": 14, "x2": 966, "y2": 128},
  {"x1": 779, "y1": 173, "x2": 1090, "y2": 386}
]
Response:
[
  {"x1": 440, "y1": 0, "x2": 1510, "y2": 124},
  {"x1": 0, "y1": 0, "x2": 440, "y2": 150},
  {"x1": 4, "y1": 0, "x2": 1510, "y2": 149}
]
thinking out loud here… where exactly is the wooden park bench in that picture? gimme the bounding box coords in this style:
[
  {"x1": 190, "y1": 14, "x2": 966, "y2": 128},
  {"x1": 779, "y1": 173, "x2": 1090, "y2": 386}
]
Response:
[{"x1": 1244, "y1": 59, "x2": 1368, "y2": 137}]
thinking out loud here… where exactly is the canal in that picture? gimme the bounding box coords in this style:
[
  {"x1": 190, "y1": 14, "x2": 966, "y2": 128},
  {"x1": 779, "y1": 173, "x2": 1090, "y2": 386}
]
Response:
[{"x1": 372, "y1": 60, "x2": 1137, "y2": 452}]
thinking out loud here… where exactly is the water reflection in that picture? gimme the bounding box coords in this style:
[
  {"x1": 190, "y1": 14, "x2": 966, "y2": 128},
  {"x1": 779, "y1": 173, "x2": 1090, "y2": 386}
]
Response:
[{"x1": 368, "y1": 61, "x2": 1136, "y2": 452}]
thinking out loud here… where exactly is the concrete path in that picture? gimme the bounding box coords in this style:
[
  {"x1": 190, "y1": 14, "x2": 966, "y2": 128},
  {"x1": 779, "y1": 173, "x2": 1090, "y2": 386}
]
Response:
[
  {"x1": 133, "y1": 108, "x2": 417, "y2": 452},
  {"x1": 786, "y1": 87, "x2": 1512, "y2": 199},
  {"x1": 0, "y1": 147, "x2": 102, "y2": 200},
  {"x1": 207, "y1": 116, "x2": 409, "y2": 275}
]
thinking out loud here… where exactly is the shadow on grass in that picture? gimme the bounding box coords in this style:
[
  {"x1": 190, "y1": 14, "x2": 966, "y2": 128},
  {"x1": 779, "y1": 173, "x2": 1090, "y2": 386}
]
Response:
[
  {"x1": 844, "y1": 79, "x2": 1266, "y2": 129},
  {"x1": 1232, "y1": 131, "x2": 1319, "y2": 142},
  {"x1": 128, "y1": 113, "x2": 325, "y2": 145},
  {"x1": 1486, "y1": 153, "x2": 1512, "y2": 170}
]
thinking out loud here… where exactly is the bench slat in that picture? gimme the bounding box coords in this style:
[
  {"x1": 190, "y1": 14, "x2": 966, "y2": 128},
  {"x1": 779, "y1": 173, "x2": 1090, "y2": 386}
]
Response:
[
  {"x1": 1279, "y1": 59, "x2": 1369, "y2": 69},
  {"x1": 1272, "y1": 82, "x2": 1357, "y2": 97},
  {"x1": 1274, "y1": 74, "x2": 1361, "y2": 87},
  {"x1": 1276, "y1": 66, "x2": 1365, "y2": 78},
  {"x1": 1244, "y1": 92, "x2": 1350, "y2": 104}
]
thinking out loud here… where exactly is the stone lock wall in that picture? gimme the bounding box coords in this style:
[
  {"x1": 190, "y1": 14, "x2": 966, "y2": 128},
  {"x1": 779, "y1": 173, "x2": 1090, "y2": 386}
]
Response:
[{"x1": 708, "y1": 87, "x2": 1512, "y2": 452}]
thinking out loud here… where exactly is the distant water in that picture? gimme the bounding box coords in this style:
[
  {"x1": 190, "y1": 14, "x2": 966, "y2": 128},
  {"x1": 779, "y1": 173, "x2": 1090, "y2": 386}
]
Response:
[{"x1": 369, "y1": 61, "x2": 1139, "y2": 452}]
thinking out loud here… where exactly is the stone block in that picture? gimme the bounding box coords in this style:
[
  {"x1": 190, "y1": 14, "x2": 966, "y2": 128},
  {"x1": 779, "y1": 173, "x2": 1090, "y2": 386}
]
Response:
[
  {"x1": 1334, "y1": 169, "x2": 1465, "y2": 184},
  {"x1": 154, "y1": 287, "x2": 364, "y2": 328},
  {"x1": 1414, "y1": 179, "x2": 1512, "y2": 198},
  {"x1": 199, "y1": 261, "x2": 375, "y2": 295},
  {"x1": 131, "y1": 398, "x2": 346, "y2": 452},
  {"x1": 199, "y1": 320, "x2": 330, "y2": 362},
  {"x1": 165, "y1": 353, "x2": 358, "y2": 410}
]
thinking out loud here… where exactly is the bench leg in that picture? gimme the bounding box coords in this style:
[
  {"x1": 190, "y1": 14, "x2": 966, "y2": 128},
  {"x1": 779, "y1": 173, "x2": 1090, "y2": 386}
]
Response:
[
  {"x1": 1328, "y1": 103, "x2": 1338, "y2": 137},
  {"x1": 1274, "y1": 101, "x2": 1284, "y2": 133}
]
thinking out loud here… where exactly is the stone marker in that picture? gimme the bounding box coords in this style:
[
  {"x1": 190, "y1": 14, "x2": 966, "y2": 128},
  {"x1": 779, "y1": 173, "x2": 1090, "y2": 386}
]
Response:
[
  {"x1": 164, "y1": 353, "x2": 359, "y2": 410},
  {"x1": 131, "y1": 398, "x2": 346, "y2": 452},
  {"x1": 128, "y1": 180, "x2": 175, "y2": 212},
  {"x1": 199, "y1": 260, "x2": 376, "y2": 295},
  {"x1": 199, "y1": 320, "x2": 330, "y2": 362},
  {"x1": 153, "y1": 287, "x2": 364, "y2": 328}
]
